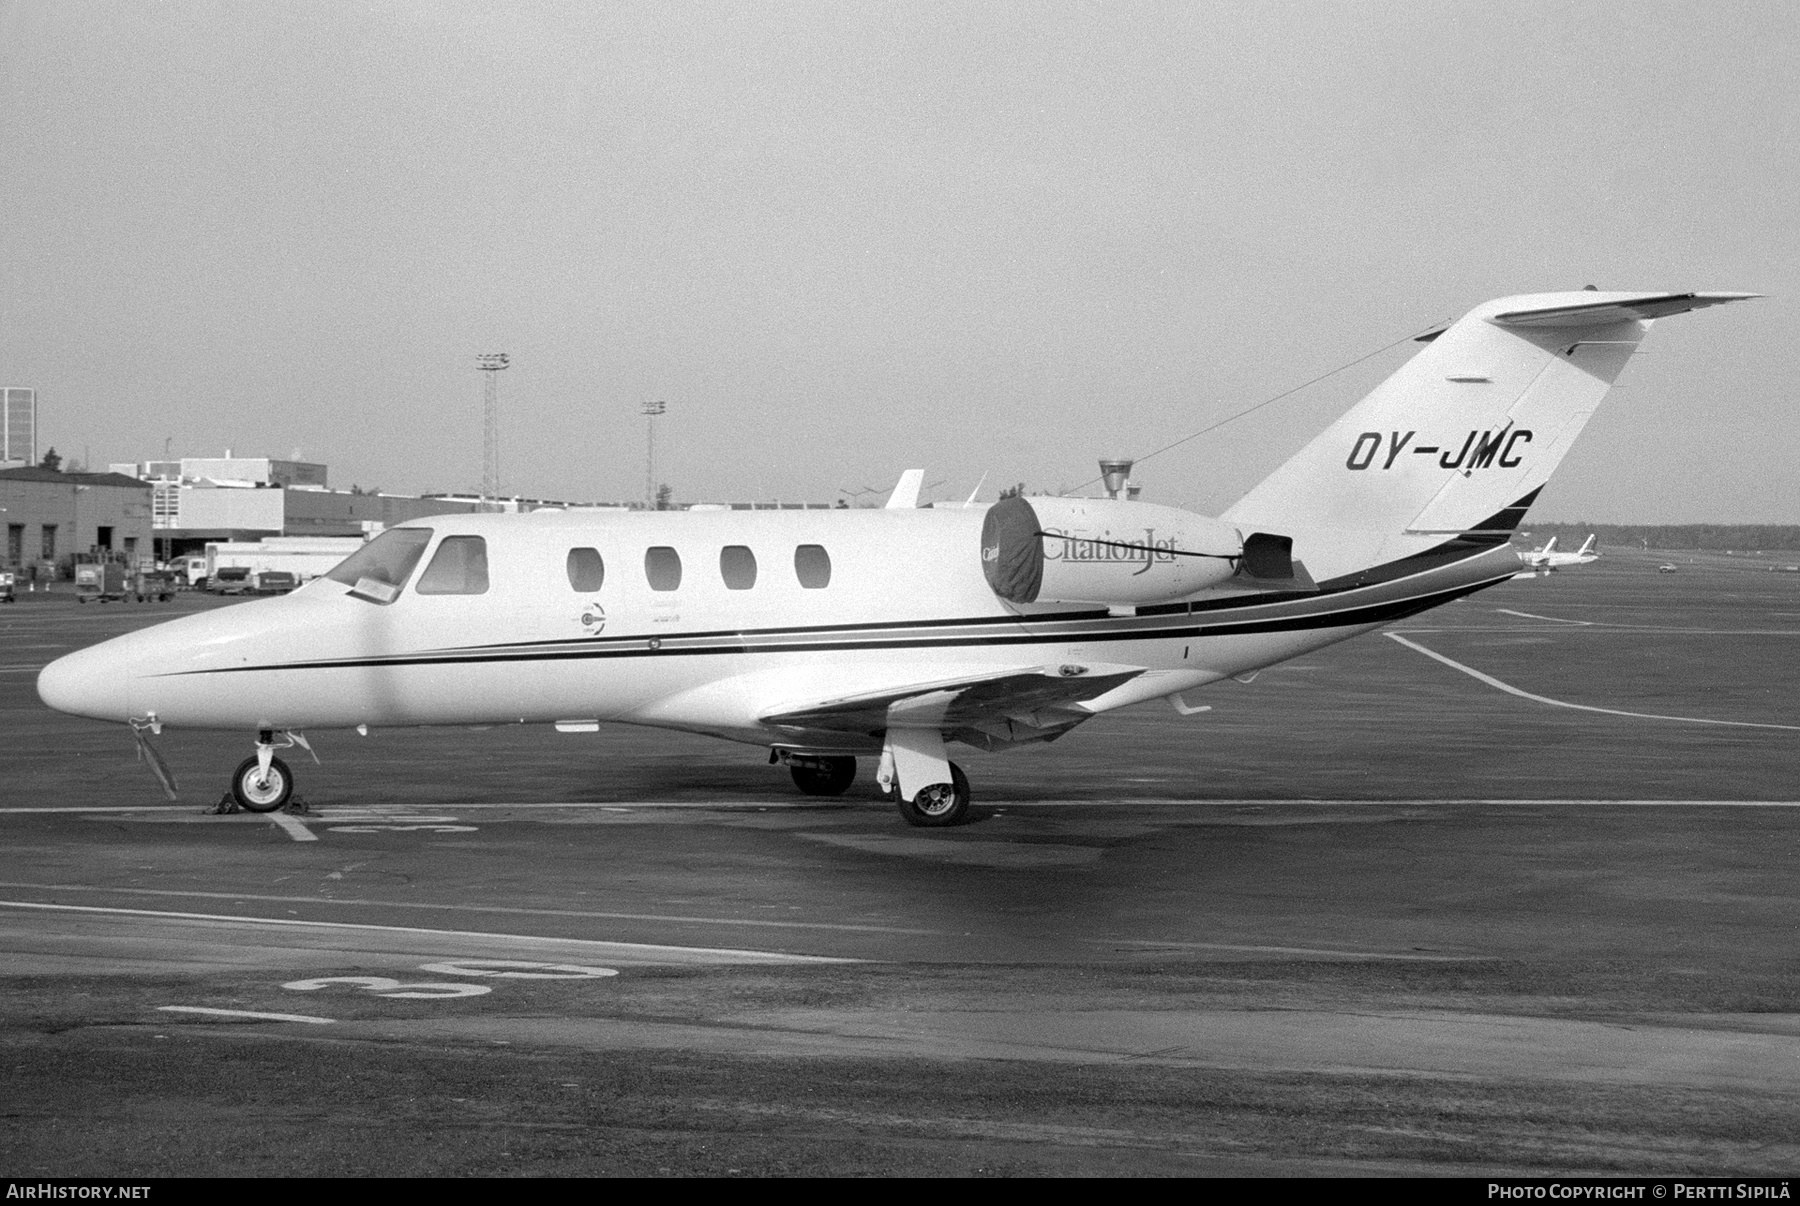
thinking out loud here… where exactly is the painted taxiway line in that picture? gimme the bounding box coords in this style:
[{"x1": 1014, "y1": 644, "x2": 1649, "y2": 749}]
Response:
[
  {"x1": 313, "y1": 802, "x2": 1800, "y2": 813},
  {"x1": 1494, "y1": 608, "x2": 1594, "y2": 626},
  {"x1": 1098, "y1": 938, "x2": 1492, "y2": 962},
  {"x1": 1388, "y1": 632, "x2": 1800, "y2": 732},
  {"x1": 0, "y1": 805, "x2": 216, "y2": 813},
  {"x1": 9, "y1": 799, "x2": 1800, "y2": 818},
  {"x1": 316, "y1": 801, "x2": 853, "y2": 812},
  {"x1": 157, "y1": 1005, "x2": 334, "y2": 1024},
  {"x1": 268, "y1": 812, "x2": 317, "y2": 842},
  {"x1": 996, "y1": 799, "x2": 1800, "y2": 808},
  {"x1": 0, "y1": 900, "x2": 858, "y2": 963},
  {"x1": 0, "y1": 881, "x2": 941, "y2": 936}
]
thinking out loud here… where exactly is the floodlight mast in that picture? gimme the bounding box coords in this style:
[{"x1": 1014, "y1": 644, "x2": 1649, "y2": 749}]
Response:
[
  {"x1": 641, "y1": 399, "x2": 666, "y2": 508},
  {"x1": 476, "y1": 353, "x2": 510, "y2": 512}
]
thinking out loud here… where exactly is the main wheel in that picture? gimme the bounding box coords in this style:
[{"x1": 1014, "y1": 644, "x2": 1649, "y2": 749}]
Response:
[
  {"x1": 232, "y1": 755, "x2": 293, "y2": 813},
  {"x1": 790, "y1": 756, "x2": 857, "y2": 797},
  {"x1": 896, "y1": 762, "x2": 970, "y2": 827}
]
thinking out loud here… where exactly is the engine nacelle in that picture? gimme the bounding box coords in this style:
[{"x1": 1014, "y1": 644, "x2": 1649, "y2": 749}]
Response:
[{"x1": 980, "y1": 495, "x2": 1243, "y2": 606}]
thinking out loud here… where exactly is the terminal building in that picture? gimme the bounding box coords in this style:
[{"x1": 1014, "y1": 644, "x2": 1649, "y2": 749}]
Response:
[
  {"x1": 6, "y1": 440, "x2": 847, "y2": 578},
  {"x1": 104, "y1": 454, "x2": 484, "y2": 558}
]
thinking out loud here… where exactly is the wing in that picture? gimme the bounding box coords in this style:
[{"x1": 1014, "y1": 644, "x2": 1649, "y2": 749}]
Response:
[{"x1": 759, "y1": 663, "x2": 1147, "y2": 752}]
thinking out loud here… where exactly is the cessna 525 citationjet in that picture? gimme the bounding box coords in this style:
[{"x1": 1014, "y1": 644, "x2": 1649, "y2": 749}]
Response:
[{"x1": 38, "y1": 290, "x2": 1756, "y2": 825}]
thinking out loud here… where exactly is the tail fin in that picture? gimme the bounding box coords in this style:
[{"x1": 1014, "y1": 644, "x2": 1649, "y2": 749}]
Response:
[
  {"x1": 1578, "y1": 535, "x2": 1597, "y2": 557},
  {"x1": 1538, "y1": 537, "x2": 1558, "y2": 557},
  {"x1": 1225, "y1": 292, "x2": 1758, "y2": 544}
]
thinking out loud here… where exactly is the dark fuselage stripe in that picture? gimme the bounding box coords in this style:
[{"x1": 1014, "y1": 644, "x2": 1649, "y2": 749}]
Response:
[{"x1": 176, "y1": 576, "x2": 1510, "y2": 678}]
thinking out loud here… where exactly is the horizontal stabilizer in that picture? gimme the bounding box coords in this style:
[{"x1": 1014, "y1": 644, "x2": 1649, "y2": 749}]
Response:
[{"x1": 1491, "y1": 292, "x2": 1760, "y2": 328}]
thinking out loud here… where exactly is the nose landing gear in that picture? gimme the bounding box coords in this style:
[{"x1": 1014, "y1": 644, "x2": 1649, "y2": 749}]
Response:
[
  {"x1": 232, "y1": 753, "x2": 293, "y2": 813},
  {"x1": 230, "y1": 729, "x2": 314, "y2": 813}
]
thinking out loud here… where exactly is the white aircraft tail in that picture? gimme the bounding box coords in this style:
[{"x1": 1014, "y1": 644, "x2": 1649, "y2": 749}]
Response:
[
  {"x1": 1537, "y1": 537, "x2": 1558, "y2": 558},
  {"x1": 1225, "y1": 292, "x2": 1758, "y2": 547},
  {"x1": 1577, "y1": 534, "x2": 1598, "y2": 557}
]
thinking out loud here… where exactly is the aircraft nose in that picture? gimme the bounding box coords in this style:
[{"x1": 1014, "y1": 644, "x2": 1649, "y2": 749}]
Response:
[{"x1": 37, "y1": 644, "x2": 133, "y2": 721}]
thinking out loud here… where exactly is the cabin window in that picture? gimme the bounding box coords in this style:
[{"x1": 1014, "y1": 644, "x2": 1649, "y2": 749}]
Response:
[
  {"x1": 794, "y1": 544, "x2": 831, "y2": 589},
  {"x1": 566, "y1": 547, "x2": 605, "y2": 592},
  {"x1": 325, "y1": 527, "x2": 432, "y2": 603},
  {"x1": 719, "y1": 545, "x2": 757, "y2": 590},
  {"x1": 645, "y1": 546, "x2": 682, "y2": 591},
  {"x1": 414, "y1": 535, "x2": 490, "y2": 595}
]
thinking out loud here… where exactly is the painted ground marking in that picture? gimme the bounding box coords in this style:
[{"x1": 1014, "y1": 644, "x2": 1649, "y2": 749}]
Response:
[
  {"x1": 283, "y1": 976, "x2": 491, "y2": 999},
  {"x1": 1387, "y1": 632, "x2": 1800, "y2": 732},
  {"x1": 0, "y1": 806, "x2": 199, "y2": 813},
  {"x1": 0, "y1": 882, "x2": 938, "y2": 935},
  {"x1": 1097, "y1": 938, "x2": 1493, "y2": 962},
  {"x1": 327, "y1": 824, "x2": 478, "y2": 833},
  {"x1": 1494, "y1": 608, "x2": 1593, "y2": 626},
  {"x1": 269, "y1": 812, "x2": 317, "y2": 842},
  {"x1": 418, "y1": 959, "x2": 618, "y2": 979},
  {"x1": 157, "y1": 1005, "x2": 333, "y2": 1024},
  {"x1": 0, "y1": 900, "x2": 859, "y2": 963}
]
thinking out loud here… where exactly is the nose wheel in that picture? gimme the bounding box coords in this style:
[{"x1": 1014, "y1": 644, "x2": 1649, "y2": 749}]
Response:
[{"x1": 231, "y1": 754, "x2": 294, "y2": 813}]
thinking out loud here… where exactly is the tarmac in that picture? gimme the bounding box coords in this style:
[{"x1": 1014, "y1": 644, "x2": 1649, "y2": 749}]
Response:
[{"x1": 2, "y1": 551, "x2": 1797, "y2": 1176}]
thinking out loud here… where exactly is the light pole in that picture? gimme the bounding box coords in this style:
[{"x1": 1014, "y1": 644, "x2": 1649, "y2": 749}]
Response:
[
  {"x1": 476, "y1": 353, "x2": 510, "y2": 512},
  {"x1": 642, "y1": 399, "x2": 666, "y2": 508}
]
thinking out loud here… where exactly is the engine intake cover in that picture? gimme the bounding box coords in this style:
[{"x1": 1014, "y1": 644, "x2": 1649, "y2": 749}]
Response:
[{"x1": 980, "y1": 496, "x2": 1243, "y2": 606}]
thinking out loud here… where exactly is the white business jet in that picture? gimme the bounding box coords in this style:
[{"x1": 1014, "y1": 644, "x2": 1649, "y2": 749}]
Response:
[
  {"x1": 38, "y1": 290, "x2": 1756, "y2": 825},
  {"x1": 1518, "y1": 534, "x2": 1600, "y2": 576}
]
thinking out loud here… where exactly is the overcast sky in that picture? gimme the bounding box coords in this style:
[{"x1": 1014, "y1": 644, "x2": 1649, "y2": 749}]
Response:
[{"x1": 2, "y1": 1, "x2": 1795, "y2": 522}]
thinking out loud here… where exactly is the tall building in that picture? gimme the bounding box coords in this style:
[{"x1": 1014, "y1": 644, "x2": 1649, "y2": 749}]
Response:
[{"x1": 1, "y1": 387, "x2": 35, "y2": 467}]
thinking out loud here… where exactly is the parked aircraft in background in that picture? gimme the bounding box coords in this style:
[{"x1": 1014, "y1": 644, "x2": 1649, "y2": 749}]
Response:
[
  {"x1": 1518, "y1": 534, "x2": 1600, "y2": 576},
  {"x1": 38, "y1": 290, "x2": 1757, "y2": 825}
]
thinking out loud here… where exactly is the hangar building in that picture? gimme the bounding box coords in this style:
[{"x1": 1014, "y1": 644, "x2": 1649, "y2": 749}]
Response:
[{"x1": 0, "y1": 467, "x2": 154, "y2": 578}]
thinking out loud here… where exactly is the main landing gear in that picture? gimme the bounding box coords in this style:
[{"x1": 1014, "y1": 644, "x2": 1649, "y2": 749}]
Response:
[
  {"x1": 788, "y1": 754, "x2": 857, "y2": 797},
  {"x1": 775, "y1": 732, "x2": 973, "y2": 827},
  {"x1": 878, "y1": 727, "x2": 972, "y2": 828},
  {"x1": 893, "y1": 762, "x2": 970, "y2": 828},
  {"x1": 230, "y1": 729, "x2": 312, "y2": 813}
]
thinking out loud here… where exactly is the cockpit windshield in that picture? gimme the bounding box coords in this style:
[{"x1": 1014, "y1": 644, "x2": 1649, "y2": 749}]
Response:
[{"x1": 325, "y1": 527, "x2": 433, "y2": 603}]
